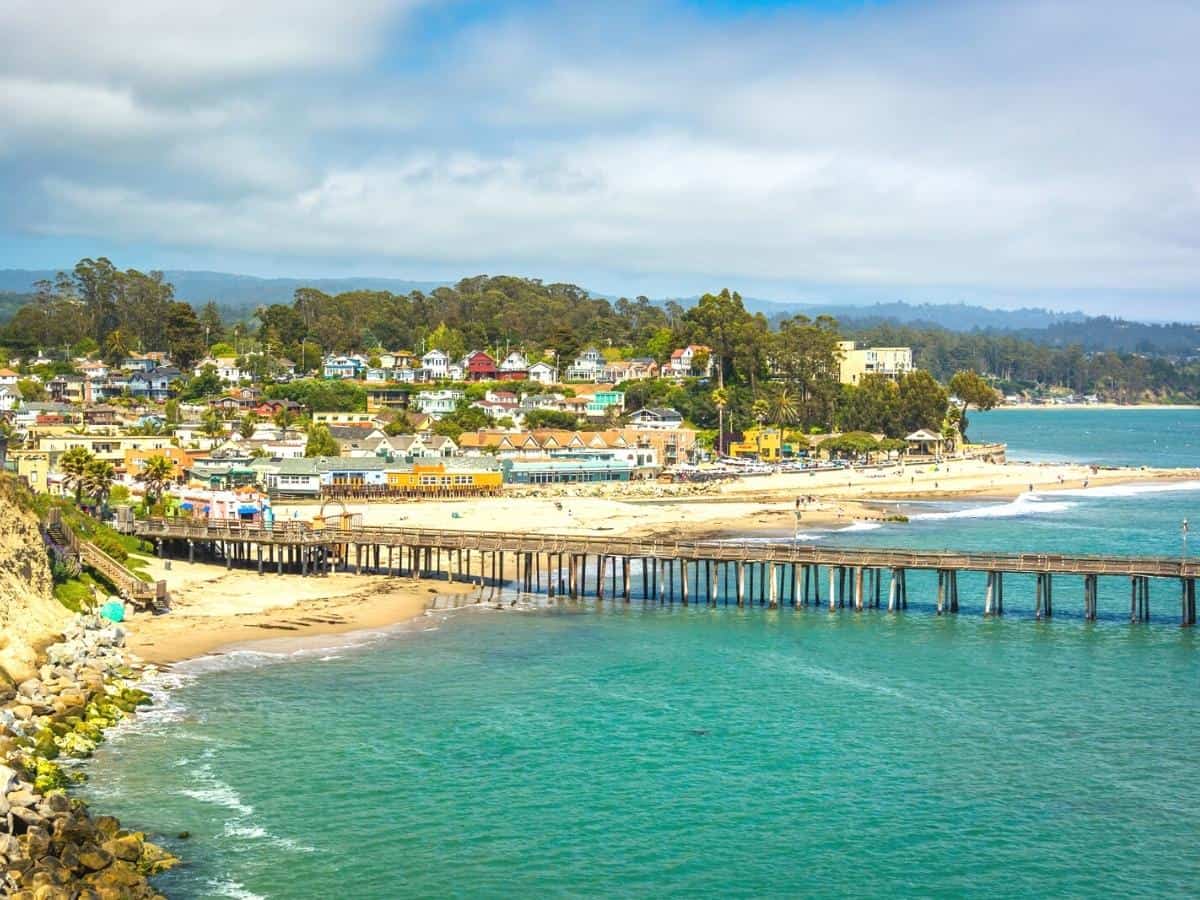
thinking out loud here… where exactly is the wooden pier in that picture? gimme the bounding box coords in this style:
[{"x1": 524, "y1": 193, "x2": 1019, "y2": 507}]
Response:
[{"x1": 132, "y1": 517, "x2": 1200, "y2": 626}]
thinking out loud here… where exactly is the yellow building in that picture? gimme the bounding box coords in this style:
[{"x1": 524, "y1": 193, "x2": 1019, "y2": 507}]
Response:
[
  {"x1": 37, "y1": 434, "x2": 175, "y2": 465},
  {"x1": 385, "y1": 462, "x2": 502, "y2": 497},
  {"x1": 10, "y1": 451, "x2": 52, "y2": 493},
  {"x1": 837, "y1": 341, "x2": 912, "y2": 385},
  {"x1": 729, "y1": 428, "x2": 784, "y2": 462}
]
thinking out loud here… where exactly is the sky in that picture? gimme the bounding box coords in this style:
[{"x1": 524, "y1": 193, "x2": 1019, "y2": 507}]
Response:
[{"x1": 1, "y1": 0, "x2": 1198, "y2": 315}]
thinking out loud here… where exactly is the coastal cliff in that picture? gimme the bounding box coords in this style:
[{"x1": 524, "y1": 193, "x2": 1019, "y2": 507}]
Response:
[{"x1": 0, "y1": 481, "x2": 67, "y2": 689}]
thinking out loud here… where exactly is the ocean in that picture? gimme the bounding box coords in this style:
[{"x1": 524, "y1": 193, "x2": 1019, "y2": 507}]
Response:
[{"x1": 79, "y1": 409, "x2": 1200, "y2": 898}]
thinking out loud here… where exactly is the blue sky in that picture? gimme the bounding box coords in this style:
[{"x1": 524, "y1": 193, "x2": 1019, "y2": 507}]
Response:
[{"x1": 2, "y1": 0, "x2": 1198, "y2": 316}]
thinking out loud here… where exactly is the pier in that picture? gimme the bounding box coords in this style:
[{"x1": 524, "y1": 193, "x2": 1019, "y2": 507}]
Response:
[{"x1": 131, "y1": 517, "x2": 1199, "y2": 626}]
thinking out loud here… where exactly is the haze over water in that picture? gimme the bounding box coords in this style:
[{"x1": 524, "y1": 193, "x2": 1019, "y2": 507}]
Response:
[{"x1": 81, "y1": 409, "x2": 1200, "y2": 898}]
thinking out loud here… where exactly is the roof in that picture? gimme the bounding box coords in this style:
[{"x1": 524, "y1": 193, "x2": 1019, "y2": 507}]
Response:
[{"x1": 906, "y1": 429, "x2": 944, "y2": 441}]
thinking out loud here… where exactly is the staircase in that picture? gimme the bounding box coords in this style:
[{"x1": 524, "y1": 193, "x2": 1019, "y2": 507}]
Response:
[{"x1": 43, "y1": 508, "x2": 167, "y2": 610}]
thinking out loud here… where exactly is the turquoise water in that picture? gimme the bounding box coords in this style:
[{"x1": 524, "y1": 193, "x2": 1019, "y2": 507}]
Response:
[{"x1": 80, "y1": 410, "x2": 1200, "y2": 898}]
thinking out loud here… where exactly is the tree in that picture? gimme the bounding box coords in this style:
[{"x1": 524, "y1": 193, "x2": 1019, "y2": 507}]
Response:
[
  {"x1": 305, "y1": 423, "x2": 340, "y2": 457},
  {"x1": 16, "y1": 378, "x2": 45, "y2": 402},
  {"x1": 898, "y1": 370, "x2": 949, "y2": 434},
  {"x1": 82, "y1": 459, "x2": 116, "y2": 512},
  {"x1": 524, "y1": 409, "x2": 580, "y2": 430},
  {"x1": 683, "y1": 289, "x2": 750, "y2": 390},
  {"x1": 60, "y1": 446, "x2": 94, "y2": 503},
  {"x1": 201, "y1": 407, "x2": 225, "y2": 438},
  {"x1": 426, "y1": 322, "x2": 466, "y2": 360},
  {"x1": 137, "y1": 454, "x2": 175, "y2": 507},
  {"x1": 768, "y1": 386, "x2": 800, "y2": 446},
  {"x1": 103, "y1": 329, "x2": 129, "y2": 365},
  {"x1": 239, "y1": 413, "x2": 260, "y2": 439},
  {"x1": 433, "y1": 401, "x2": 492, "y2": 441},
  {"x1": 711, "y1": 387, "x2": 729, "y2": 455},
  {"x1": 837, "y1": 375, "x2": 901, "y2": 436},
  {"x1": 181, "y1": 365, "x2": 222, "y2": 401},
  {"x1": 163, "y1": 301, "x2": 206, "y2": 369},
  {"x1": 948, "y1": 369, "x2": 1000, "y2": 441}
]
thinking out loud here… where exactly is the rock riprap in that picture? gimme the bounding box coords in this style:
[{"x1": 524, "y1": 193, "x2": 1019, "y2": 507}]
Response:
[{"x1": 1, "y1": 615, "x2": 178, "y2": 899}]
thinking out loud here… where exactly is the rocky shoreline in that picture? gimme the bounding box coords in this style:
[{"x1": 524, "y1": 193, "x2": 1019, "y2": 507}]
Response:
[{"x1": 1, "y1": 616, "x2": 177, "y2": 899}]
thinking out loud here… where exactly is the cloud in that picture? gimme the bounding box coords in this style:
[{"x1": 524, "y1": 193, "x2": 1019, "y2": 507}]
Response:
[{"x1": 3, "y1": 0, "x2": 1200, "y2": 312}]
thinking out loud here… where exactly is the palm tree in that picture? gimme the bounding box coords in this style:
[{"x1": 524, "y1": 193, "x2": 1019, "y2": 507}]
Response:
[
  {"x1": 750, "y1": 398, "x2": 772, "y2": 461},
  {"x1": 138, "y1": 454, "x2": 175, "y2": 508},
  {"x1": 104, "y1": 330, "x2": 129, "y2": 364},
  {"x1": 201, "y1": 407, "x2": 224, "y2": 438},
  {"x1": 239, "y1": 412, "x2": 260, "y2": 439},
  {"x1": 711, "y1": 387, "x2": 729, "y2": 456},
  {"x1": 60, "y1": 446, "x2": 94, "y2": 502},
  {"x1": 82, "y1": 459, "x2": 115, "y2": 514},
  {"x1": 770, "y1": 387, "x2": 800, "y2": 459}
]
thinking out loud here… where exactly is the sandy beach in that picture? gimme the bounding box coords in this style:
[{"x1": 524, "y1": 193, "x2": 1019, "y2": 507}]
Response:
[
  {"x1": 124, "y1": 559, "x2": 478, "y2": 665},
  {"x1": 275, "y1": 457, "x2": 1200, "y2": 539}
]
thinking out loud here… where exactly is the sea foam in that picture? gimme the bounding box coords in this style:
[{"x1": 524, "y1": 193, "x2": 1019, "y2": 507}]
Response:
[{"x1": 908, "y1": 492, "x2": 1075, "y2": 521}]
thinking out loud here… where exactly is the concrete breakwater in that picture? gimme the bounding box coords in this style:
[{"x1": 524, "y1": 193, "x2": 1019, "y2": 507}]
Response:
[{"x1": 1, "y1": 615, "x2": 177, "y2": 899}]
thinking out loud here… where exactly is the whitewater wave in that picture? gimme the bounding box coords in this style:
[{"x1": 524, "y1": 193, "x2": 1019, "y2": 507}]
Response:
[
  {"x1": 909, "y1": 492, "x2": 1075, "y2": 521},
  {"x1": 838, "y1": 522, "x2": 883, "y2": 532},
  {"x1": 1054, "y1": 479, "x2": 1200, "y2": 499},
  {"x1": 180, "y1": 765, "x2": 255, "y2": 816},
  {"x1": 205, "y1": 878, "x2": 267, "y2": 900}
]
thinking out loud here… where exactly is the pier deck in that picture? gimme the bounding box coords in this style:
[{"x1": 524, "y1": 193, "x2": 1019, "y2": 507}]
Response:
[{"x1": 132, "y1": 517, "x2": 1198, "y2": 625}]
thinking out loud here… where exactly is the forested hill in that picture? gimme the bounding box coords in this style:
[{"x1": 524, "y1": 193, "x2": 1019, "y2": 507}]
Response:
[
  {"x1": 2, "y1": 267, "x2": 1198, "y2": 356},
  {"x1": 0, "y1": 269, "x2": 447, "y2": 311}
]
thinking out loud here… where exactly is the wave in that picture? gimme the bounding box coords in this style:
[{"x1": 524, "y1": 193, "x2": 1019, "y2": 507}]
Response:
[
  {"x1": 205, "y1": 878, "x2": 267, "y2": 900},
  {"x1": 838, "y1": 522, "x2": 883, "y2": 532},
  {"x1": 180, "y1": 765, "x2": 255, "y2": 816},
  {"x1": 1054, "y1": 479, "x2": 1200, "y2": 499},
  {"x1": 909, "y1": 492, "x2": 1075, "y2": 521}
]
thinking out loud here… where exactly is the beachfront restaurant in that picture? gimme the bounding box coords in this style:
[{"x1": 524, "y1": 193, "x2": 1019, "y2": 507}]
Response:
[{"x1": 501, "y1": 454, "x2": 635, "y2": 485}]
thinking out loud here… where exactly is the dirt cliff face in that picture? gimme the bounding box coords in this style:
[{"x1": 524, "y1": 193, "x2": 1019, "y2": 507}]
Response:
[{"x1": 0, "y1": 489, "x2": 66, "y2": 687}]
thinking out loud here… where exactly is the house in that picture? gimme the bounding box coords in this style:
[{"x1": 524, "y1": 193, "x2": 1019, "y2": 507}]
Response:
[
  {"x1": 364, "y1": 368, "x2": 390, "y2": 383},
  {"x1": 365, "y1": 387, "x2": 411, "y2": 412},
  {"x1": 603, "y1": 358, "x2": 658, "y2": 383},
  {"x1": 0, "y1": 369, "x2": 19, "y2": 387},
  {"x1": 129, "y1": 366, "x2": 180, "y2": 402},
  {"x1": 628, "y1": 407, "x2": 684, "y2": 430},
  {"x1": 421, "y1": 349, "x2": 450, "y2": 380},
  {"x1": 464, "y1": 351, "x2": 498, "y2": 381},
  {"x1": 311, "y1": 411, "x2": 380, "y2": 427},
  {"x1": 495, "y1": 351, "x2": 529, "y2": 381},
  {"x1": 323, "y1": 354, "x2": 367, "y2": 380},
  {"x1": 565, "y1": 348, "x2": 605, "y2": 382},
  {"x1": 501, "y1": 455, "x2": 636, "y2": 485},
  {"x1": 47, "y1": 375, "x2": 89, "y2": 405},
  {"x1": 385, "y1": 459, "x2": 501, "y2": 496},
  {"x1": 528, "y1": 361, "x2": 557, "y2": 385},
  {"x1": 379, "y1": 351, "x2": 419, "y2": 371},
  {"x1": 666, "y1": 345, "x2": 713, "y2": 378},
  {"x1": 122, "y1": 354, "x2": 159, "y2": 373},
  {"x1": 0, "y1": 383, "x2": 23, "y2": 412},
  {"x1": 837, "y1": 341, "x2": 912, "y2": 385},
  {"x1": 194, "y1": 356, "x2": 243, "y2": 384},
  {"x1": 582, "y1": 390, "x2": 625, "y2": 418},
  {"x1": 267, "y1": 458, "x2": 324, "y2": 498},
  {"x1": 412, "y1": 389, "x2": 464, "y2": 419}
]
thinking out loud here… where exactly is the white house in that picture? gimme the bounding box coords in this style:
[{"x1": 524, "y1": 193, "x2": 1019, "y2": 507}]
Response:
[
  {"x1": 528, "y1": 361, "x2": 557, "y2": 385},
  {"x1": 629, "y1": 407, "x2": 685, "y2": 430},
  {"x1": 499, "y1": 351, "x2": 529, "y2": 373},
  {"x1": 566, "y1": 348, "x2": 604, "y2": 382},
  {"x1": 0, "y1": 368, "x2": 19, "y2": 387},
  {"x1": 195, "y1": 357, "x2": 243, "y2": 384},
  {"x1": 667, "y1": 345, "x2": 712, "y2": 378},
  {"x1": 412, "y1": 389, "x2": 464, "y2": 419},
  {"x1": 422, "y1": 349, "x2": 450, "y2": 380}
]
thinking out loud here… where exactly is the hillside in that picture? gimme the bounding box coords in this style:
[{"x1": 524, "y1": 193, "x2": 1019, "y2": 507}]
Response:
[{"x1": 0, "y1": 479, "x2": 66, "y2": 686}]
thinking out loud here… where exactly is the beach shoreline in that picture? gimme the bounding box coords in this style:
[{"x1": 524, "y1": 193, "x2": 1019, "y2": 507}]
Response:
[
  {"x1": 124, "y1": 563, "x2": 479, "y2": 666},
  {"x1": 115, "y1": 459, "x2": 1200, "y2": 667}
]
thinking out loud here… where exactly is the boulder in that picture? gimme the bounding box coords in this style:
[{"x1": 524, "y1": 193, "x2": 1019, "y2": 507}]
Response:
[
  {"x1": 75, "y1": 846, "x2": 112, "y2": 872},
  {"x1": 92, "y1": 816, "x2": 120, "y2": 840},
  {"x1": 7, "y1": 789, "x2": 39, "y2": 808},
  {"x1": 16, "y1": 680, "x2": 42, "y2": 700},
  {"x1": 102, "y1": 833, "x2": 143, "y2": 863},
  {"x1": 0, "y1": 763, "x2": 19, "y2": 794}
]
